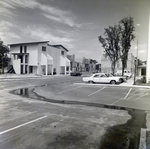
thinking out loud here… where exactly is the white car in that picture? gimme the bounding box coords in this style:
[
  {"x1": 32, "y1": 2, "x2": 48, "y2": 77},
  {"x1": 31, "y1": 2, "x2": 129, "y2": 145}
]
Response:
[
  {"x1": 115, "y1": 70, "x2": 132, "y2": 79},
  {"x1": 82, "y1": 73, "x2": 122, "y2": 84}
]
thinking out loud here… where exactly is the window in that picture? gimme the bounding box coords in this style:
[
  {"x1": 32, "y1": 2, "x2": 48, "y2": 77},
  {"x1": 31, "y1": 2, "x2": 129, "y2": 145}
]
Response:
[
  {"x1": 42, "y1": 46, "x2": 46, "y2": 52},
  {"x1": 101, "y1": 75, "x2": 106, "y2": 77},
  {"x1": 61, "y1": 51, "x2": 64, "y2": 55},
  {"x1": 25, "y1": 55, "x2": 28, "y2": 63},
  {"x1": 20, "y1": 46, "x2": 22, "y2": 53},
  {"x1": 20, "y1": 56, "x2": 23, "y2": 63},
  {"x1": 29, "y1": 66, "x2": 33, "y2": 73},
  {"x1": 24, "y1": 46, "x2": 27, "y2": 53},
  {"x1": 25, "y1": 65, "x2": 28, "y2": 73},
  {"x1": 94, "y1": 75, "x2": 99, "y2": 78}
]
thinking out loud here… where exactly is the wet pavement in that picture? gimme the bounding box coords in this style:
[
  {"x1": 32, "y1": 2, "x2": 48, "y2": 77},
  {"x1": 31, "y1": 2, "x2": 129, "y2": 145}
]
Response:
[
  {"x1": 0, "y1": 75, "x2": 150, "y2": 148},
  {"x1": 10, "y1": 85, "x2": 147, "y2": 149}
]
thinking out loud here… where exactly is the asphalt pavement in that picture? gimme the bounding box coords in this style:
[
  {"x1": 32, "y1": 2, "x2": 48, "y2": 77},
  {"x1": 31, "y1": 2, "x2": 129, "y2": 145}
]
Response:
[{"x1": 0, "y1": 74, "x2": 150, "y2": 149}]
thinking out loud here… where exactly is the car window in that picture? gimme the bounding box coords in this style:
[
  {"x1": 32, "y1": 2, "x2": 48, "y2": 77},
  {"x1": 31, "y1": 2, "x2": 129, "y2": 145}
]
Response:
[
  {"x1": 105, "y1": 74, "x2": 109, "y2": 77},
  {"x1": 100, "y1": 74, "x2": 106, "y2": 77},
  {"x1": 106, "y1": 74, "x2": 112, "y2": 77},
  {"x1": 93, "y1": 74, "x2": 99, "y2": 78}
]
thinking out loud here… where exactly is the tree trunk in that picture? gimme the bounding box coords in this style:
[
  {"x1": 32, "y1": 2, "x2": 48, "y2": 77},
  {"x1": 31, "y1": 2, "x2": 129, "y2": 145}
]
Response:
[
  {"x1": 122, "y1": 60, "x2": 124, "y2": 76},
  {"x1": 2, "y1": 58, "x2": 4, "y2": 74},
  {"x1": 111, "y1": 62, "x2": 116, "y2": 75}
]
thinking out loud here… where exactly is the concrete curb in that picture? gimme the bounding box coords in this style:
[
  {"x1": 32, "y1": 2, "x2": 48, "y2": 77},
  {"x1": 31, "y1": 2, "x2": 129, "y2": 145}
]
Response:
[
  {"x1": 0, "y1": 74, "x2": 66, "y2": 80},
  {"x1": 73, "y1": 82, "x2": 150, "y2": 88},
  {"x1": 139, "y1": 128, "x2": 147, "y2": 149}
]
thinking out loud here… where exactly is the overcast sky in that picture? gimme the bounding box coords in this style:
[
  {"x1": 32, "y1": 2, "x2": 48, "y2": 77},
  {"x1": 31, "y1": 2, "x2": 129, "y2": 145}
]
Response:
[{"x1": 0, "y1": 0, "x2": 149, "y2": 62}]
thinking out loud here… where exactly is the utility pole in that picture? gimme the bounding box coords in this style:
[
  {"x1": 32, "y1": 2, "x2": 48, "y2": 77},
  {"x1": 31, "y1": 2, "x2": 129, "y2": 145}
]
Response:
[
  {"x1": 133, "y1": 24, "x2": 140, "y2": 85},
  {"x1": 133, "y1": 36, "x2": 139, "y2": 85},
  {"x1": 133, "y1": 57, "x2": 137, "y2": 85},
  {"x1": 146, "y1": 11, "x2": 150, "y2": 83}
]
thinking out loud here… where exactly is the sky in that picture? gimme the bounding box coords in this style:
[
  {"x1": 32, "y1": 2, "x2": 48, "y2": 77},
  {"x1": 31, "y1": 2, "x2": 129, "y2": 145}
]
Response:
[{"x1": 0, "y1": 0, "x2": 149, "y2": 62}]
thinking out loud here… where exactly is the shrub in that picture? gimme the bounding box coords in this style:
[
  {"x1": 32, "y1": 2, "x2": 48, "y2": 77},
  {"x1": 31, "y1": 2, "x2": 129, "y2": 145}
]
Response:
[{"x1": 141, "y1": 76, "x2": 146, "y2": 83}]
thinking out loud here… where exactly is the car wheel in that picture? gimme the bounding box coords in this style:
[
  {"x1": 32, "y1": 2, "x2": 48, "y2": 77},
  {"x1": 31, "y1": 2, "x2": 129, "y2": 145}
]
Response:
[
  {"x1": 88, "y1": 81, "x2": 94, "y2": 84},
  {"x1": 110, "y1": 80, "x2": 116, "y2": 84},
  {"x1": 119, "y1": 78, "x2": 124, "y2": 83}
]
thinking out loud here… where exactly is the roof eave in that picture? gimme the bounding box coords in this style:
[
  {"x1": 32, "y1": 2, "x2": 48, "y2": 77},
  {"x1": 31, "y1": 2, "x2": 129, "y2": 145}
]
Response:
[{"x1": 8, "y1": 41, "x2": 50, "y2": 46}]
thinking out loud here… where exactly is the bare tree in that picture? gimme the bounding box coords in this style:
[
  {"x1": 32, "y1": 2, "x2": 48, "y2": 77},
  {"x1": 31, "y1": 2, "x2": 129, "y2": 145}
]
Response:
[
  {"x1": 119, "y1": 16, "x2": 135, "y2": 75},
  {"x1": 98, "y1": 25, "x2": 121, "y2": 75}
]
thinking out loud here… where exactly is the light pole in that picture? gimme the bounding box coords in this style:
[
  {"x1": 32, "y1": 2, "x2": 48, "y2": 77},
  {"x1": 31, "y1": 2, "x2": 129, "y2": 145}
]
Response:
[
  {"x1": 146, "y1": 11, "x2": 150, "y2": 83},
  {"x1": 133, "y1": 24, "x2": 140, "y2": 85},
  {"x1": 133, "y1": 40, "x2": 138, "y2": 85}
]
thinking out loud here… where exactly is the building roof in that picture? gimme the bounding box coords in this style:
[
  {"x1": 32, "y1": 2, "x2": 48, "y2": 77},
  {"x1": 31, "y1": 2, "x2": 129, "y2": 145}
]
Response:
[
  {"x1": 50, "y1": 44, "x2": 68, "y2": 52},
  {"x1": 8, "y1": 41, "x2": 49, "y2": 46},
  {"x1": 138, "y1": 64, "x2": 146, "y2": 68}
]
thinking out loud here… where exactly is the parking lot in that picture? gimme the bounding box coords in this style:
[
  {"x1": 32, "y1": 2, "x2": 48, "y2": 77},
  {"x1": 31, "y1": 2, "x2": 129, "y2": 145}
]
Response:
[
  {"x1": 34, "y1": 82, "x2": 150, "y2": 111},
  {"x1": 0, "y1": 75, "x2": 149, "y2": 148}
]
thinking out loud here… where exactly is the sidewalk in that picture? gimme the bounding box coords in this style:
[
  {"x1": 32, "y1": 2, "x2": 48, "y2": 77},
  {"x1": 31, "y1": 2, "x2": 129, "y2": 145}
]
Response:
[
  {"x1": 0, "y1": 73, "x2": 67, "y2": 80},
  {"x1": 0, "y1": 74, "x2": 42, "y2": 79},
  {"x1": 120, "y1": 77, "x2": 150, "y2": 88},
  {"x1": 120, "y1": 77, "x2": 134, "y2": 86}
]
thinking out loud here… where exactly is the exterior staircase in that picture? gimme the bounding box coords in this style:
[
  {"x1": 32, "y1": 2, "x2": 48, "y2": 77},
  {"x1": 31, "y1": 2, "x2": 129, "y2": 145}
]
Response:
[{"x1": 7, "y1": 65, "x2": 15, "y2": 74}]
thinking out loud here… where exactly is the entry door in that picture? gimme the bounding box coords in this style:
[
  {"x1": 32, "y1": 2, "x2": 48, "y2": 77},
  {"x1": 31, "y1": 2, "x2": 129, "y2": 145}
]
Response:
[{"x1": 21, "y1": 65, "x2": 23, "y2": 74}]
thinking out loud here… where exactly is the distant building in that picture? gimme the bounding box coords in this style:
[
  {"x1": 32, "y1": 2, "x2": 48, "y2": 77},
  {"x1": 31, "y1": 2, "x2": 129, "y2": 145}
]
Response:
[
  {"x1": 101, "y1": 52, "x2": 135, "y2": 74},
  {"x1": 137, "y1": 61, "x2": 146, "y2": 76},
  {"x1": 116, "y1": 52, "x2": 135, "y2": 74},
  {"x1": 67, "y1": 54, "x2": 76, "y2": 71},
  {"x1": 101, "y1": 57, "x2": 111, "y2": 73}
]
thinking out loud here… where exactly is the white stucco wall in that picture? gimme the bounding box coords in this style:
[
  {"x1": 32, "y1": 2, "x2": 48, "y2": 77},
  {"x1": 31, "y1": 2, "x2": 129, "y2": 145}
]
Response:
[
  {"x1": 33, "y1": 66, "x2": 37, "y2": 74},
  {"x1": 13, "y1": 59, "x2": 20, "y2": 74},
  {"x1": 28, "y1": 44, "x2": 38, "y2": 66},
  {"x1": 60, "y1": 56, "x2": 66, "y2": 66},
  {"x1": 49, "y1": 46, "x2": 61, "y2": 74},
  {"x1": 10, "y1": 45, "x2": 20, "y2": 53},
  {"x1": 41, "y1": 53, "x2": 47, "y2": 65}
]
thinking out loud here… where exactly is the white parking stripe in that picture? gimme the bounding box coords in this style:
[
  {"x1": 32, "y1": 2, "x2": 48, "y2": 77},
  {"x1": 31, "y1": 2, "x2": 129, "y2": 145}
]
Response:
[
  {"x1": 58, "y1": 86, "x2": 82, "y2": 94},
  {"x1": 135, "y1": 93, "x2": 149, "y2": 100},
  {"x1": 0, "y1": 115, "x2": 47, "y2": 135},
  {"x1": 88, "y1": 87, "x2": 106, "y2": 96},
  {"x1": 124, "y1": 88, "x2": 132, "y2": 99}
]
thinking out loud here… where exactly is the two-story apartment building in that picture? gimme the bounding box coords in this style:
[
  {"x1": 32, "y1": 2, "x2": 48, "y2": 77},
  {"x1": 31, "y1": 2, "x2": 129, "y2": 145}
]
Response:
[
  {"x1": 49, "y1": 44, "x2": 70, "y2": 74},
  {"x1": 8, "y1": 41, "x2": 70, "y2": 75}
]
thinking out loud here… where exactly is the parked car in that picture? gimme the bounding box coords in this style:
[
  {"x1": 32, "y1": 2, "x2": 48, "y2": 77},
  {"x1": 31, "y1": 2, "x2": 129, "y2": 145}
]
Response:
[
  {"x1": 70, "y1": 71, "x2": 82, "y2": 76},
  {"x1": 105, "y1": 73, "x2": 126, "y2": 83},
  {"x1": 115, "y1": 70, "x2": 132, "y2": 79},
  {"x1": 82, "y1": 73, "x2": 123, "y2": 84}
]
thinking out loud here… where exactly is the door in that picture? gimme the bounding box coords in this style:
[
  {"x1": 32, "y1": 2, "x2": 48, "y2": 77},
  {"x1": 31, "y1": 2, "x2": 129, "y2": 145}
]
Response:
[
  {"x1": 99, "y1": 74, "x2": 110, "y2": 83},
  {"x1": 93, "y1": 74, "x2": 100, "y2": 82},
  {"x1": 21, "y1": 65, "x2": 23, "y2": 74}
]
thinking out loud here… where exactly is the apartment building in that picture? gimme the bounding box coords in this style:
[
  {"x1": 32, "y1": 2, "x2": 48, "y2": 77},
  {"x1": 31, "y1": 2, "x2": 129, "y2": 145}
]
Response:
[
  {"x1": 8, "y1": 41, "x2": 70, "y2": 75},
  {"x1": 49, "y1": 44, "x2": 70, "y2": 74}
]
